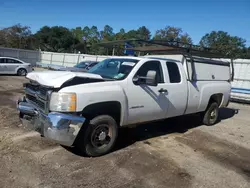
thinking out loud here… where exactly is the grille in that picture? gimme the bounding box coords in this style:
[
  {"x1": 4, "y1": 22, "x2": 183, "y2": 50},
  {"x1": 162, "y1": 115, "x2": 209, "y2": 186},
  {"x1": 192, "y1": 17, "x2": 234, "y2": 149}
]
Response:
[
  {"x1": 39, "y1": 87, "x2": 47, "y2": 96},
  {"x1": 26, "y1": 94, "x2": 46, "y2": 110},
  {"x1": 24, "y1": 82, "x2": 52, "y2": 113},
  {"x1": 25, "y1": 83, "x2": 48, "y2": 98}
]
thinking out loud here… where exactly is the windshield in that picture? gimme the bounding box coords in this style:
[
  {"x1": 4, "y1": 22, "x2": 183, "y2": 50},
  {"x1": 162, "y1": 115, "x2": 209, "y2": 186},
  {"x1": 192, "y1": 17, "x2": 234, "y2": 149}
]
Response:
[{"x1": 88, "y1": 58, "x2": 139, "y2": 79}]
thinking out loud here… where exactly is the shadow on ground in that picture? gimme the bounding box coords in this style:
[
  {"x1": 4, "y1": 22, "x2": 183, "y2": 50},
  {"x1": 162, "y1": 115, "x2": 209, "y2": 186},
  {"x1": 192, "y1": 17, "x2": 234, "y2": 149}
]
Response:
[
  {"x1": 115, "y1": 107, "x2": 238, "y2": 149},
  {"x1": 219, "y1": 107, "x2": 239, "y2": 119},
  {"x1": 0, "y1": 89, "x2": 24, "y2": 107},
  {"x1": 65, "y1": 107, "x2": 238, "y2": 157}
]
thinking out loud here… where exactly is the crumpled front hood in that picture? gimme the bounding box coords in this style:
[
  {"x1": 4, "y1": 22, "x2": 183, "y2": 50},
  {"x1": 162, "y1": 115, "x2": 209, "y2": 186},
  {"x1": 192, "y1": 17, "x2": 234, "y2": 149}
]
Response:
[{"x1": 26, "y1": 71, "x2": 104, "y2": 88}]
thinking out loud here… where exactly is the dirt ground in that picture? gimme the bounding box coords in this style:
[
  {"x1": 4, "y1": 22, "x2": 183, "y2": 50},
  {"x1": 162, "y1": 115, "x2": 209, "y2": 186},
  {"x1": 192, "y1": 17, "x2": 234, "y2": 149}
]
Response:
[{"x1": 0, "y1": 75, "x2": 250, "y2": 188}]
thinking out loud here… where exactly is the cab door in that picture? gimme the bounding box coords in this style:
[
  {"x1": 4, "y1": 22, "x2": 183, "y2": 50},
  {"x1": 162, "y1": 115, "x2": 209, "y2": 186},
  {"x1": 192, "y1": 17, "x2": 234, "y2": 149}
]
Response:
[{"x1": 126, "y1": 60, "x2": 170, "y2": 124}]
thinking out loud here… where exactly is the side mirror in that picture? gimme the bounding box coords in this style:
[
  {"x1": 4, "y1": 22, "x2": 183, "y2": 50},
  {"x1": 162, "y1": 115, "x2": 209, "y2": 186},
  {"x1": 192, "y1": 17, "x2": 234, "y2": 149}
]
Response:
[
  {"x1": 145, "y1": 70, "x2": 157, "y2": 86},
  {"x1": 133, "y1": 70, "x2": 158, "y2": 86}
]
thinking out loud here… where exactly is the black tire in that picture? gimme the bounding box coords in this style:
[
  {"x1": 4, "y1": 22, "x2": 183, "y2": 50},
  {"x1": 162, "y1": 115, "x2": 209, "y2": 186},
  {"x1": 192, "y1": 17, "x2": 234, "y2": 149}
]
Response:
[
  {"x1": 77, "y1": 115, "x2": 118, "y2": 157},
  {"x1": 201, "y1": 102, "x2": 219, "y2": 126},
  {"x1": 17, "y1": 68, "x2": 27, "y2": 76}
]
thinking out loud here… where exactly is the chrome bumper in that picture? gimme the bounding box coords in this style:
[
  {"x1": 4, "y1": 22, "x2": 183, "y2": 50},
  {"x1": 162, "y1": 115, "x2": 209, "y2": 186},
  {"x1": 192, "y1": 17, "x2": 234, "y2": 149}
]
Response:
[{"x1": 17, "y1": 97, "x2": 86, "y2": 146}]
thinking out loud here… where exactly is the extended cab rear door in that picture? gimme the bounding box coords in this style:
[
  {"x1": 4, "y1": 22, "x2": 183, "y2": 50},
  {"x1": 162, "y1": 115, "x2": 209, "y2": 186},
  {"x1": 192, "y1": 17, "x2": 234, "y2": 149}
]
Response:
[{"x1": 163, "y1": 61, "x2": 188, "y2": 118}]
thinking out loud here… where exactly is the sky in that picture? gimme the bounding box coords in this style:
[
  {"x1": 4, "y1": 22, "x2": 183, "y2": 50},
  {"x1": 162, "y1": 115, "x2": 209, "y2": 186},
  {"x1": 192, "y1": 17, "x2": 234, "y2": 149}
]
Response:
[{"x1": 0, "y1": 0, "x2": 249, "y2": 46}]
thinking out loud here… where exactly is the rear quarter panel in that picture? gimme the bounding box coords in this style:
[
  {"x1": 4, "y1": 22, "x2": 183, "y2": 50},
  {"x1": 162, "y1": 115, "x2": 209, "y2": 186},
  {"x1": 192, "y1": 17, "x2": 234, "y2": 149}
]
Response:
[
  {"x1": 185, "y1": 81, "x2": 231, "y2": 114},
  {"x1": 199, "y1": 81, "x2": 231, "y2": 109}
]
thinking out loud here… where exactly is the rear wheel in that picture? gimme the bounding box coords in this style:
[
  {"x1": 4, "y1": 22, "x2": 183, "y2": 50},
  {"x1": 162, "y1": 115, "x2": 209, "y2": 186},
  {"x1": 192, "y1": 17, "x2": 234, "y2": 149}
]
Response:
[
  {"x1": 201, "y1": 102, "x2": 219, "y2": 126},
  {"x1": 17, "y1": 68, "x2": 27, "y2": 76},
  {"x1": 76, "y1": 115, "x2": 118, "y2": 157}
]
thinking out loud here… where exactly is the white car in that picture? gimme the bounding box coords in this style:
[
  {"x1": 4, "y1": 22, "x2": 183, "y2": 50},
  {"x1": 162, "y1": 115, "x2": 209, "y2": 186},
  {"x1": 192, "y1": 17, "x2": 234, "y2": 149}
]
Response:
[
  {"x1": 0, "y1": 57, "x2": 32, "y2": 76},
  {"x1": 17, "y1": 54, "x2": 231, "y2": 157}
]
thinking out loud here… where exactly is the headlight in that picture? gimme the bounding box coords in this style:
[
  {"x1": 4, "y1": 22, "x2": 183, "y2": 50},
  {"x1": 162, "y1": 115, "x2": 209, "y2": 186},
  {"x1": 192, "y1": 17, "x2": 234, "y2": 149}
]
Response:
[{"x1": 49, "y1": 92, "x2": 76, "y2": 112}]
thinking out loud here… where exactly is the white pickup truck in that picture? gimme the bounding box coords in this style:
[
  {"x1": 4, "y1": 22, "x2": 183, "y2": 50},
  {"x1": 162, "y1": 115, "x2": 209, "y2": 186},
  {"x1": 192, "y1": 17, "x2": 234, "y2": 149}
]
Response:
[{"x1": 17, "y1": 54, "x2": 231, "y2": 157}]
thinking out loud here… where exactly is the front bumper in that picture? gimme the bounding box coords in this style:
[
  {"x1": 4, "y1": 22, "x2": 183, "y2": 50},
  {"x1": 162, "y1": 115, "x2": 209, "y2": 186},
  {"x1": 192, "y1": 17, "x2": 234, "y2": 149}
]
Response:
[{"x1": 17, "y1": 97, "x2": 86, "y2": 146}]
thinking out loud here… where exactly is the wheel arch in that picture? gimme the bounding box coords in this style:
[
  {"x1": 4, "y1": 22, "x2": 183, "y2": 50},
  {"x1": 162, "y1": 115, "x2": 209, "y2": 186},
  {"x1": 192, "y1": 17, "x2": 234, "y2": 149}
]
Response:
[
  {"x1": 81, "y1": 101, "x2": 122, "y2": 126},
  {"x1": 208, "y1": 93, "x2": 224, "y2": 107},
  {"x1": 202, "y1": 93, "x2": 224, "y2": 112},
  {"x1": 16, "y1": 67, "x2": 27, "y2": 75}
]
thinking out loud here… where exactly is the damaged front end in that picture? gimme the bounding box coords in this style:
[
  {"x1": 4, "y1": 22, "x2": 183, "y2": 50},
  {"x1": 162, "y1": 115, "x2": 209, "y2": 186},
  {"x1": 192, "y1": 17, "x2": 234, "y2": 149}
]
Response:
[
  {"x1": 16, "y1": 72, "x2": 97, "y2": 146},
  {"x1": 17, "y1": 96, "x2": 86, "y2": 146}
]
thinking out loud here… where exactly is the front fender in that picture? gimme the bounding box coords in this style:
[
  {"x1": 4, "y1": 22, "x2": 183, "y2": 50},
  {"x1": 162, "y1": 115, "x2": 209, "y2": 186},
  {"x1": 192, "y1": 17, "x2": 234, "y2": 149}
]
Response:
[{"x1": 60, "y1": 83, "x2": 128, "y2": 125}]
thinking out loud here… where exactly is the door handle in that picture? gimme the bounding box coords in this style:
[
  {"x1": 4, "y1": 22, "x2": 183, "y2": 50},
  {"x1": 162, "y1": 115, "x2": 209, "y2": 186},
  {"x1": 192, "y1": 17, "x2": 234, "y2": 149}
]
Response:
[{"x1": 158, "y1": 88, "x2": 168, "y2": 93}]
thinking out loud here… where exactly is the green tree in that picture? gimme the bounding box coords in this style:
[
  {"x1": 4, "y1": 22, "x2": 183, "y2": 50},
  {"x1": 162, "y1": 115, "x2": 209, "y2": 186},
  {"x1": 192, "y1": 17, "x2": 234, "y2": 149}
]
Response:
[
  {"x1": 71, "y1": 27, "x2": 84, "y2": 41},
  {"x1": 247, "y1": 47, "x2": 250, "y2": 58},
  {"x1": 137, "y1": 26, "x2": 151, "y2": 40},
  {"x1": 111, "y1": 28, "x2": 127, "y2": 55},
  {"x1": 240, "y1": 46, "x2": 250, "y2": 58},
  {"x1": 0, "y1": 24, "x2": 35, "y2": 49},
  {"x1": 199, "y1": 31, "x2": 246, "y2": 58},
  {"x1": 35, "y1": 26, "x2": 79, "y2": 52},
  {"x1": 154, "y1": 26, "x2": 192, "y2": 44},
  {"x1": 74, "y1": 26, "x2": 102, "y2": 54},
  {"x1": 114, "y1": 28, "x2": 126, "y2": 40},
  {"x1": 88, "y1": 26, "x2": 101, "y2": 54},
  {"x1": 100, "y1": 25, "x2": 114, "y2": 41},
  {"x1": 124, "y1": 29, "x2": 138, "y2": 40}
]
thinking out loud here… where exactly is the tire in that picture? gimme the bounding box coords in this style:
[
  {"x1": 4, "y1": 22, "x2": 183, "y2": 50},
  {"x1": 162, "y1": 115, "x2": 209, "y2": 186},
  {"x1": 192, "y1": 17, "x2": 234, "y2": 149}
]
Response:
[
  {"x1": 77, "y1": 115, "x2": 118, "y2": 157},
  {"x1": 201, "y1": 102, "x2": 219, "y2": 126},
  {"x1": 17, "y1": 68, "x2": 27, "y2": 76}
]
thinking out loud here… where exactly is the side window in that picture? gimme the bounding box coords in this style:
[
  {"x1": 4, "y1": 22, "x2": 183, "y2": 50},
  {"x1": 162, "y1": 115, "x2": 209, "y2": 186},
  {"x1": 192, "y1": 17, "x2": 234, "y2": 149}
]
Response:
[
  {"x1": 6, "y1": 59, "x2": 22, "y2": 64},
  {"x1": 135, "y1": 61, "x2": 164, "y2": 83},
  {"x1": 0, "y1": 58, "x2": 5, "y2": 63},
  {"x1": 6, "y1": 59, "x2": 15, "y2": 64},
  {"x1": 166, "y1": 62, "x2": 181, "y2": 83},
  {"x1": 88, "y1": 63, "x2": 97, "y2": 68},
  {"x1": 87, "y1": 63, "x2": 97, "y2": 70}
]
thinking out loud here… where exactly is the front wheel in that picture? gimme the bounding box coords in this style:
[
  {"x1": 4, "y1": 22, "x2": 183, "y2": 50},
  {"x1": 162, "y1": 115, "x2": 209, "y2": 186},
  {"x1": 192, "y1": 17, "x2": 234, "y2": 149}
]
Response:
[
  {"x1": 76, "y1": 115, "x2": 118, "y2": 157},
  {"x1": 17, "y1": 68, "x2": 27, "y2": 76},
  {"x1": 201, "y1": 102, "x2": 219, "y2": 126}
]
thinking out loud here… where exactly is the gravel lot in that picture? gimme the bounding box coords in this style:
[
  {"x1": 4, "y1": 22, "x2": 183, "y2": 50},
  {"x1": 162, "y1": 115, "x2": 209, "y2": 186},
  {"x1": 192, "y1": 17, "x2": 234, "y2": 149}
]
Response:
[{"x1": 0, "y1": 75, "x2": 250, "y2": 188}]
